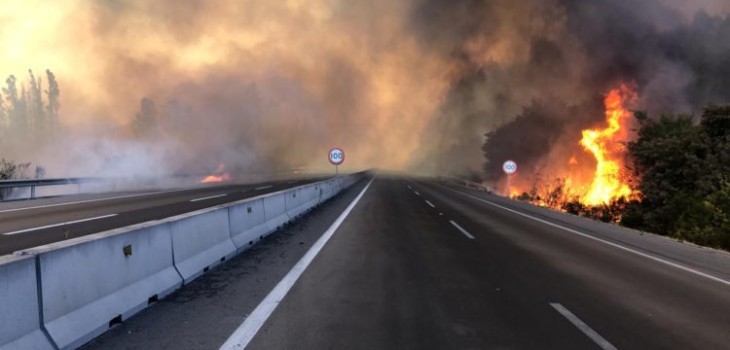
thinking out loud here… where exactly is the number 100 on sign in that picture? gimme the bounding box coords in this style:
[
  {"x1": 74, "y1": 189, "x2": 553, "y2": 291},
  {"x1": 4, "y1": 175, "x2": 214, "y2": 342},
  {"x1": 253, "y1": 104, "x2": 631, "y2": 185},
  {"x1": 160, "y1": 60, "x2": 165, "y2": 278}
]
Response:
[{"x1": 329, "y1": 148, "x2": 345, "y2": 165}]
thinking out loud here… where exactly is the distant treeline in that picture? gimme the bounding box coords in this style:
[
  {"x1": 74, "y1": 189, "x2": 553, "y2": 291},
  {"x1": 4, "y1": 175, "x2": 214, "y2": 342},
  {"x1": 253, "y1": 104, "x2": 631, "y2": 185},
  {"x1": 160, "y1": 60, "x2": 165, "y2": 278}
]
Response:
[
  {"x1": 0, "y1": 70, "x2": 58, "y2": 194},
  {"x1": 0, "y1": 69, "x2": 60, "y2": 143}
]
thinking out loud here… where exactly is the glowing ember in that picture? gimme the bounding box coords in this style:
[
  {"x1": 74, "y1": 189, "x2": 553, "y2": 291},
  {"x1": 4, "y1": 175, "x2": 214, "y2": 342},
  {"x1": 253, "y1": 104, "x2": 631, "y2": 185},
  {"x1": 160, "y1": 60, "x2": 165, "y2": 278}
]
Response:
[
  {"x1": 200, "y1": 173, "x2": 232, "y2": 183},
  {"x1": 200, "y1": 163, "x2": 232, "y2": 183},
  {"x1": 579, "y1": 84, "x2": 637, "y2": 205}
]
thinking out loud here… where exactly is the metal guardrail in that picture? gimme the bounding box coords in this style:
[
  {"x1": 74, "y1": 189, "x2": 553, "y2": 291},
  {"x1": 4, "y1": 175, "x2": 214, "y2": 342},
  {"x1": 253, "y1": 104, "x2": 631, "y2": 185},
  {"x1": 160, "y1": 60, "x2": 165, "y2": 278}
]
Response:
[
  {"x1": 0, "y1": 168, "x2": 345, "y2": 201},
  {"x1": 438, "y1": 175, "x2": 492, "y2": 193},
  {"x1": 0, "y1": 178, "x2": 107, "y2": 200}
]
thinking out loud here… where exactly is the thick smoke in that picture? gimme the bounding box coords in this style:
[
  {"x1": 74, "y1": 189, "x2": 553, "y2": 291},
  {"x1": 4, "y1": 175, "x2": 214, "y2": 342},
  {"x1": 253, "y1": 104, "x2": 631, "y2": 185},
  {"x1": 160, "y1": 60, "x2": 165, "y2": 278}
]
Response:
[
  {"x1": 408, "y1": 0, "x2": 730, "y2": 183},
  {"x1": 0, "y1": 0, "x2": 727, "y2": 181},
  {"x1": 1, "y1": 1, "x2": 452, "y2": 177}
]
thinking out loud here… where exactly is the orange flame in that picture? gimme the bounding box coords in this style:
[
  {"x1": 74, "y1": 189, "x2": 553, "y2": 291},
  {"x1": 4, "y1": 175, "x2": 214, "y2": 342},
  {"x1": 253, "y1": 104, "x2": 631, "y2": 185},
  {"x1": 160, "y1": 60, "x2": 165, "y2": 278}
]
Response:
[
  {"x1": 506, "y1": 84, "x2": 639, "y2": 209},
  {"x1": 200, "y1": 163, "x2": 232, "y2": 183},
  {"x1": 579, "y1": 84, "x2": 637, "y2": 205}
]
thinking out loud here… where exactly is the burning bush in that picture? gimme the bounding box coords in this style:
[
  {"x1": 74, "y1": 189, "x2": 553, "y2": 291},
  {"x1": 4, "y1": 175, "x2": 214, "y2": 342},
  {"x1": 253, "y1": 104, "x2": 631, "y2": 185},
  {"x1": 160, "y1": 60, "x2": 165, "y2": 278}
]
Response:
[{"x1": 488, "y1": 90, "x2": 730, "y2": 250}]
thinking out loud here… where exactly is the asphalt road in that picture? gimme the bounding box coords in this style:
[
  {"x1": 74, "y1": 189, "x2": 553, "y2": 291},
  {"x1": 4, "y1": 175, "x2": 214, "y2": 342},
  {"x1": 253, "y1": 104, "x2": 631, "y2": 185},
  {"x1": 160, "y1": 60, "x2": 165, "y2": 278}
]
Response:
[
  {"x1": 84, "y1": 176, "x2": 730, "y2": 349},
  {"x1": 0, "y1": 178, "x2": 320, "y2": 255}
]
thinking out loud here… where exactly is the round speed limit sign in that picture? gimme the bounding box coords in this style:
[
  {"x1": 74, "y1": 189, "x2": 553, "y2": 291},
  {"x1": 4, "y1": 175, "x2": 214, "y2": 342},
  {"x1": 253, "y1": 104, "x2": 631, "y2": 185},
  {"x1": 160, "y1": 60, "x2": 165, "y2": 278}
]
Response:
[
  {"x1": 502, "y1": 160, "x2": 517, "y2": 175},
  {"x1": 329, "y1": 148, "x2": 345, "y2": 165}
]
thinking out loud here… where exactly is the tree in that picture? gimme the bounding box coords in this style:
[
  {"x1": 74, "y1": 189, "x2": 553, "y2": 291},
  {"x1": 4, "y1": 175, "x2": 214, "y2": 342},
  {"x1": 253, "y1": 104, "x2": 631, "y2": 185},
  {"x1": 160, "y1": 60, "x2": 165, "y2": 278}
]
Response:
[
  {"x1": 674, "y1": 180, "x2": 730, "y2": 249},
  {"x1": 132, "y1": 97, "x2": 158, "y2": 137},
  {"x1": 0, "y1": 90, "x2": 5, "y2": 136},
  {"x1": 2, "y1": 75, "x2": 31, "y2": 138},
  {"x1": 0, "y1": 158, "x2": 31, "y2": 200},
  {"x1": 28, "y1": 69, "x2": 46, "y2": 138},
  {"x1": 45, "y1": 69, "x2": 60, "y2": 130},
  {"x1": 625, "y1": 106, "x2": 730, "y2": 249}
]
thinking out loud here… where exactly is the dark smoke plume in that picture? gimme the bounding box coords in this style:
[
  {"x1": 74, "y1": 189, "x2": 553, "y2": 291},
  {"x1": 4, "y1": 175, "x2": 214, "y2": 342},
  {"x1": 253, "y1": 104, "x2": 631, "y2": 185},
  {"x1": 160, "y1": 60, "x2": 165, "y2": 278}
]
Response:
[
  {"x1": 0, "y1": 0, "x2": 728, "y2": 180},
  {"x1": 410, "y1": 0, "x2": 730, "y2": 183}
]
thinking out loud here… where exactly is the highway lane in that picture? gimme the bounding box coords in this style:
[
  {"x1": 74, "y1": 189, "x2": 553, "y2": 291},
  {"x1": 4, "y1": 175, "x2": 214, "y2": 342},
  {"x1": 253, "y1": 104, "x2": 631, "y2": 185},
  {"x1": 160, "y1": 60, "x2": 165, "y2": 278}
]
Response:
[
  {"x1": 0, "y1": 178, "x2": 318, "y2": 255},
  {"x1": 241, "y1": 177, "x2": 730, "y2": 350},
  {"x1": 80, "y1": 176, "x2": 730, "y2": 349}
]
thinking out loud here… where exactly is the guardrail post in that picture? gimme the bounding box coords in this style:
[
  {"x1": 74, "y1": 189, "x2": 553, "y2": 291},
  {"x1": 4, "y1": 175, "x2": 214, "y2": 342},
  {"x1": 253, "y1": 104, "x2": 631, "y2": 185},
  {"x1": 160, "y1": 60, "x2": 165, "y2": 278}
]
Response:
[{"x1": 31, "y1": 185, "x2": 36, "y2": 199}]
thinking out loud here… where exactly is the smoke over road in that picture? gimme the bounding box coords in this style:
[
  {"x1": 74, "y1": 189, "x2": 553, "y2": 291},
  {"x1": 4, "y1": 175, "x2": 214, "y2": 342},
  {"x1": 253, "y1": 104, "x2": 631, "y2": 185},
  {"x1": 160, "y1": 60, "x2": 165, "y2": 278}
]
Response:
[{"x1": 0, "y1": 0, "x2": 727, "y2": 179}]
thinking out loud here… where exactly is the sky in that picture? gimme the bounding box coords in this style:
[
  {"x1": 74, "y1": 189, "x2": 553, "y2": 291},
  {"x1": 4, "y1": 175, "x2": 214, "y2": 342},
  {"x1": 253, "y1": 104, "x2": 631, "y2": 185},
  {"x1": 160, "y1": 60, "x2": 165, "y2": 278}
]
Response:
[{"x1": 0, "y1": 0, "x2": 727, "y2": 178}]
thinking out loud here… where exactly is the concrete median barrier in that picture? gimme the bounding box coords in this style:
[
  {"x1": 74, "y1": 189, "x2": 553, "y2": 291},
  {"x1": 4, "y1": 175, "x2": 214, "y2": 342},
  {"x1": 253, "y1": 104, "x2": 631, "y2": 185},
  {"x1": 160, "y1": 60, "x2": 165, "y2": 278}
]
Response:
[
  {"x1": 317, "y1": 181, "x2": 329, "y2": 203},
  {"x1": 304, "y1": 184, "x2": 322, "y2": 209},
  {"x1": 22, "y1": 223, "x2": 182, "y2": 350},
  {"x1": 0, "y1": 254, "x2": 54, "y2": 350},
  {"x1": 263, "y1": 192, "x2": 290, "y2": 232},
  {"x1": 170, "y1": 208, "x2": 237, "y2": 284},
  {"x1": 0, "y1": 173, "x2": 366, "y2": 350},
  {"x1": 285, "y1": 186, "x2": 317, "y2": 218},
  {"x1": 228, "y1": 198, "x2": 271, "y2": 252},
  {"x1": 320, "y1": 180, "x2": 334, "y2": 202}
]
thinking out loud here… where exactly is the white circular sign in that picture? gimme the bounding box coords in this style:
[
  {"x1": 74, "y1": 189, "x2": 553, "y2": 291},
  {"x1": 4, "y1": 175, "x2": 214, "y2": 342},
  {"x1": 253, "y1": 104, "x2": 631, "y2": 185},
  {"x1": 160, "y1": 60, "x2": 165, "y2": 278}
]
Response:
[
  {"x1": 502, "y1": 160, "x2": 517, "y2": 175},
  {"x1": 329, "y1": 148, "x2": 345, "y2": 165}
]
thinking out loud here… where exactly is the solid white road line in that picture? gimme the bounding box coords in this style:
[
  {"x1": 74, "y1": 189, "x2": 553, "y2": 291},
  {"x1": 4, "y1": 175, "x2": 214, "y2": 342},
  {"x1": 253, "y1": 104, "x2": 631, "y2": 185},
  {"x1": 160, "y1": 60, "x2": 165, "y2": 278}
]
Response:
[
  {"x1": 255, "y1": 185, "x2": 273, "y2": 191},
  {"x1": 219, "y1": 177, "x2": 375, "y2": 350},
  {"x1": 449, "y1": 220, "x2": 475, "y2": 240},
  {"x1": 190, "y1": 194, "x2": 228, "y2": 202},
  {"x1": 3, "y1": 214, "x2": 119, "y2": 235},
  {"x1": 425, "y1": 200, "x2": 436, "y2": 208},
  {"x1": 442, "y1": 185, "x2": 730, "y2": 288},
  {"x1": 550, "y1": 303, "x2": 617, "y2": 350}
]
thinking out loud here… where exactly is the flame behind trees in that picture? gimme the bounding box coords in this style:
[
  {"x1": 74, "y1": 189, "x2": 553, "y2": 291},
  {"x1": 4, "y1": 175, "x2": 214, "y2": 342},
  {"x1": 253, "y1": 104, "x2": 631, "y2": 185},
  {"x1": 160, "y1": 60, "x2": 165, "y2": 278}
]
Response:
[
  {"x1": 579, "y1": 84, "x2": 638, "y2": 205},
  {"x1": 484, "y1": 84, "x2": 640, "y2": 222}
]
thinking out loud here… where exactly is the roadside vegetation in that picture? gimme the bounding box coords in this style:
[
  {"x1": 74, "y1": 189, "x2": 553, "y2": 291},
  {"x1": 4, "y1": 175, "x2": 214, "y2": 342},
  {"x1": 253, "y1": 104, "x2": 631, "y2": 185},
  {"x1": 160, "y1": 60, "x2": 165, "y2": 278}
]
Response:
[
  {"x1": 509, "y1": 106, "x2": 730, "y2": 250},
  {"x1": 0, "y1": 70, "x2": 56, "y2": 200},
  {"x1": 621, "y1": 106, "x2": 730, "y2": 249}
]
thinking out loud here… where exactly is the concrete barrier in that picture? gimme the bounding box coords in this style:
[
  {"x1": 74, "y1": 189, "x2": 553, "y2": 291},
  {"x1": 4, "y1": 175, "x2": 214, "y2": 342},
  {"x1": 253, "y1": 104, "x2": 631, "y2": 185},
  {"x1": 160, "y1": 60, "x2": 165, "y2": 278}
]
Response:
[
  {"x1": 285, "y1": 187, "x2": 307, "y2": 218},
  {"x1": 0, "y1": 173, "x2": 365, "y2": 350},
  {"x1": 332, "y1": 177, "x2": 343, "y2": 195},
  {"x1": 320, "y1": 180, "x2": 333, "y2": 202},
  {"x1": 171, "y1": 208, "x2": 237, "y2": 284},
  {"x1": 285, "y1": 185, "x2": 320, "y2": 218},
  {"x1": 228, "y1": 198, "x2": 271, "y2": 252},
  {"x1": 304, "y1": 184, "x2": 322, "y2": 209},
  {"x1": 263, "y1": 192, "x2": 290, "y2": 232},
  {"x1": 314, "y1": 183, "x2": 325, "y2": 206},
  {"x1": 0, "y1": 255, "x2": 54, "y2": 350},
  {"x1": 23, "y1": 223, "x2": 182, "y2": 350}
]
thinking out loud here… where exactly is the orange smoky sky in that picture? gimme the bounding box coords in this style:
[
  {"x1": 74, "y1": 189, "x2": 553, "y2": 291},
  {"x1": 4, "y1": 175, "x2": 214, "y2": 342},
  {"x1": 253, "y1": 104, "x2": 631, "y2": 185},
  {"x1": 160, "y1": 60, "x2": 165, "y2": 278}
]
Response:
[
  {"x1": 0, "y1": 0, "x2": 727, "y2": 178},
  {"x1": 0, "y1": 1, "x2": 457, "y2": 174}
]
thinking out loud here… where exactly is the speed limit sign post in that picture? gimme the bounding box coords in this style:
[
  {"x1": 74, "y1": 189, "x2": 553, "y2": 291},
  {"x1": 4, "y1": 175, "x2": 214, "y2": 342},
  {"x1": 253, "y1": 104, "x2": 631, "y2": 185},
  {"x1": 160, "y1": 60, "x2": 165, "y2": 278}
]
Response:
[
  {"x1": 329, "y1": 147, "x2": 345, "y2": 175},
  {"x1": 502, "y1": 160, "x2": 517, "y2": 196}
]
